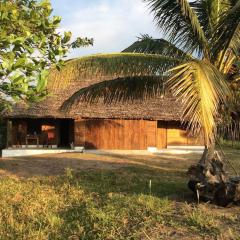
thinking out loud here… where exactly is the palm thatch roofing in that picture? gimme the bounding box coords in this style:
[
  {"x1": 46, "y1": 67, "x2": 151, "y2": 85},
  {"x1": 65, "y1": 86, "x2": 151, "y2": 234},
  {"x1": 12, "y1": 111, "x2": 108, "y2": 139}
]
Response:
[{"x1": 4, "y1": 54, "x2": 184, "y2": 121}]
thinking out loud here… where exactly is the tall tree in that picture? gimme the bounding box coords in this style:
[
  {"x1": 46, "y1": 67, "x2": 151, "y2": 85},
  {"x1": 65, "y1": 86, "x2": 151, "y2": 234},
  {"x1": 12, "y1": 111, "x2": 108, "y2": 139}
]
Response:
[
  {"x1": 0, "y1": 0, "x2": 92, "y2": 107},
  {"x1": 52, "y1": 0, "x2": 240, "y2": 204}
]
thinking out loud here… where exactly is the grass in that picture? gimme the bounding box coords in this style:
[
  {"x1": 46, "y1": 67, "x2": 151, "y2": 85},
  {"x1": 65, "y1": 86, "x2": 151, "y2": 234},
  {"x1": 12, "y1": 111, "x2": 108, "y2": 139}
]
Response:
[
  {"x1": 0, "y1": 149, "x2": 239, "y2": 239},
  {"x1": 218, "y1": 139, "x2": 240, "y2": 150}
]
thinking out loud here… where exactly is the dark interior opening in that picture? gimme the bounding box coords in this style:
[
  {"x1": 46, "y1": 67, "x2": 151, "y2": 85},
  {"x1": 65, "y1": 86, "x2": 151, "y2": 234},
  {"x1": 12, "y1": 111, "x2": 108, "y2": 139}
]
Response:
[
  {"x1": 59, "y1": 119, "x2": 74, "y2": 148},
  {"x1": 27, "y1": 119, "x2": 41, "y2": 135}
]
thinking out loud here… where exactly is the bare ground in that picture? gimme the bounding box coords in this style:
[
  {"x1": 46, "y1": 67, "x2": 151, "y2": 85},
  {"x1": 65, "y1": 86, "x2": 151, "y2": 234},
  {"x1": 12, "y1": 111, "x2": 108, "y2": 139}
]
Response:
[{"x1": 0, "y1": 152, "x2": 199, "y2": 178}]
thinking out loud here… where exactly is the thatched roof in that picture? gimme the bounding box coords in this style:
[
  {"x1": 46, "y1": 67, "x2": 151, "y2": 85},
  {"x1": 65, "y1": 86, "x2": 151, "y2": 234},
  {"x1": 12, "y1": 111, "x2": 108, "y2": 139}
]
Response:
[{"x1": 4, "y1": 56, "x2": 184, "y2": 121}]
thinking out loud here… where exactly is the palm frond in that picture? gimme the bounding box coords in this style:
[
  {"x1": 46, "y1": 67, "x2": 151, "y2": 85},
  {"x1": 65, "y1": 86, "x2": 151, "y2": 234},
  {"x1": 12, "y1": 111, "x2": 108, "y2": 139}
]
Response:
[
  {"x1": 123, "y1": 34, "x2": 191, "y2": 59},
  {"x1": 145, "y1": 0, "x2": 209, "y2": 57},
  {"x1": 192, "y1": 0, "x2": 230, "y2": 39},
  {"x1": 212, "y1": 1, "x2": 240, "y2": 65},
  {"x1": 220, "y1": 51, "x2": 238, "y2": 74},
  {"x1": 48, "y1": 53, "x2": 180, "y2": 92},
  {"x1": 61, "y1": 76, "x2": 165, "y2": 110},
  {"x1": 168, "y1": 60, "x2": 230, "y2": 146}
]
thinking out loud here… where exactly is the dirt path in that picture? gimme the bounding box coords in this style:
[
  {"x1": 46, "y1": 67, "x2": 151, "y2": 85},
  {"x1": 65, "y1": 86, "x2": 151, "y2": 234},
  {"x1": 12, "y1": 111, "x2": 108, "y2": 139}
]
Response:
[{"x1": 0, "y1": 152, "x2": 198, "y2": 178}]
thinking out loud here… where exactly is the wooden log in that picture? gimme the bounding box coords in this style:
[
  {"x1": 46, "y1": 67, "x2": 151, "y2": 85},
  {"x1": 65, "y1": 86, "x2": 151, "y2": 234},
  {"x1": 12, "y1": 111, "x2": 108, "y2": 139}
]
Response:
[{"x1": 187, "y1": 152, "x2": 240, "y2": 207}]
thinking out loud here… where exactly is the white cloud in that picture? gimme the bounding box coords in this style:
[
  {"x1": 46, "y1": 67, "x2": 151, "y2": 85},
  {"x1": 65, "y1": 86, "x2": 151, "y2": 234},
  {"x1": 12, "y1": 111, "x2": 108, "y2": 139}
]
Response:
[{"x1": 57, "y1": 0, "x2": 160, "y2": 58}]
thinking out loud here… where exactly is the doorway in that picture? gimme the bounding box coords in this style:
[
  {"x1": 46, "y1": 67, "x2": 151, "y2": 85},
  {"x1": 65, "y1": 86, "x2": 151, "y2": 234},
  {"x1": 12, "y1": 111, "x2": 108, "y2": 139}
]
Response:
[{"x1": 59, "y1": 119, "x2": 74, "y2": 148}]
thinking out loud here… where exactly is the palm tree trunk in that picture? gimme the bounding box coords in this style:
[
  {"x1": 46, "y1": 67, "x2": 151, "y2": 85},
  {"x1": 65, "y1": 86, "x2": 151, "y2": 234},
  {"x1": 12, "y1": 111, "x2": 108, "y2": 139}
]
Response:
[
  {"x1": 187, "y1": 139, "x2": 240, "y2": 206},
  {"x1": 199, "y1": 142, "x2": 215, "y2": 167}
]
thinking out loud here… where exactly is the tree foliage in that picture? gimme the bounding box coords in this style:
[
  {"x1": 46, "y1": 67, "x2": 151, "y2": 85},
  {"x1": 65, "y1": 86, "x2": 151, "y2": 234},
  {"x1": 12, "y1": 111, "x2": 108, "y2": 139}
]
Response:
[{"x1": 0, "y1": 0, "x2": 93, "y2": 105}]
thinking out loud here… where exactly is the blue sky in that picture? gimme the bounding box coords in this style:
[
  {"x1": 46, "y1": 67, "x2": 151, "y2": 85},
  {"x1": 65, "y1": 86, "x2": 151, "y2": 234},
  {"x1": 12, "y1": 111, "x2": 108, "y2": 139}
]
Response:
[{"x1": 51, "y1": 0, "x2": 160, "y2": 58}]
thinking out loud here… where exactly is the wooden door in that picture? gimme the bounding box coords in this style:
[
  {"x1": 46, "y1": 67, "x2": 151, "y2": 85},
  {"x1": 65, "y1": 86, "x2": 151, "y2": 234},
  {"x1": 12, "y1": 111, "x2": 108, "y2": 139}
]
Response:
[{"x1": 157, "y1": 121, "x2": 167, "y2": 149}]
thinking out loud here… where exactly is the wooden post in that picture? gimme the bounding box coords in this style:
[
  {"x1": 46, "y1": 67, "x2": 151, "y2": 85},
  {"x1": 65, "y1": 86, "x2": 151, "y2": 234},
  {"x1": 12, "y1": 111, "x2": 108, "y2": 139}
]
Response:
[{"x1": 6, "y1": 119, "x2": 12, "y2": 148}]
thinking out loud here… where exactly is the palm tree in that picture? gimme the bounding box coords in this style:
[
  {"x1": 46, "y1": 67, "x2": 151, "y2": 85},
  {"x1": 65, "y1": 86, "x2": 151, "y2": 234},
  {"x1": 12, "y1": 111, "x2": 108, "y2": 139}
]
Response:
[{"x1": 51, "y1": 1, "x2": 240, "y2": 204}]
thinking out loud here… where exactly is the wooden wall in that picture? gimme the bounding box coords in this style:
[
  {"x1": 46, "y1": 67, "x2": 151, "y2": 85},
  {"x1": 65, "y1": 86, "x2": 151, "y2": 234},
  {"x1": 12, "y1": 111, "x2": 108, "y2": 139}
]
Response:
[
  {"x1": 166, "y1": 121, "x2": 204, "y2": 146},
  {"x1": 75, "y1": 119, "x2": 157, "y2": 150},
  {"x1": 157, "y1": 121, "x2": 167, "y2": 148},
  {"x1": 75, "y1": 119, "x2": 204, "y2": 150}
]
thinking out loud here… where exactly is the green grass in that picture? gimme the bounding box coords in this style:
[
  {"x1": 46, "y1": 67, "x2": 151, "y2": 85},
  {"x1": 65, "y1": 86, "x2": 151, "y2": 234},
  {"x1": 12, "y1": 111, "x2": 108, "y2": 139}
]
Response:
[
  {"x1": 0, "y1": 150, "x2": 239, "y2": 239},
  {"x1": 218, "y1": 139, "x2": 240, "y2": 150}
]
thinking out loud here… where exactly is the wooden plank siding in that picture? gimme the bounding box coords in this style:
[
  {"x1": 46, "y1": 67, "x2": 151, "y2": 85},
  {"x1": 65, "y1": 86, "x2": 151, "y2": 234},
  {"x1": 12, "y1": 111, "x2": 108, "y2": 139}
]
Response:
[
  {"x1": 74, "y1": 119, "x2": 158, "y2": 150},
  {"x1": 74, "y1": 119, "x2": 203, "y2": 150},
  {"x1": 145, "y1": 120, "x2": 157, "y2": 147},
  {"x1": 157, "y1": 121, "x2": 167, "y2": 148},
  {"x1": 166, "y1": 121, "x2": 204, "y2": 146},
  {"x1": 74, "y1": 119, "x2": 85, "y2": 146}
]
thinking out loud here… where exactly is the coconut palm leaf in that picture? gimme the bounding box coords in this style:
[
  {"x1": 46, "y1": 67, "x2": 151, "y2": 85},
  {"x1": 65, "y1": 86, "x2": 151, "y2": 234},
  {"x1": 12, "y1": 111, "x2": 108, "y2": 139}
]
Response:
[
  {"x1": 212, "y1": 1, "x2": 240, "y2": 65},
  {"x1": 122, "y1": 34, "x2": 191, "y2": 59},
  {"x1": 48, "y1": 53, "x2": 181, "y2": 91},
  {"x1": 168, "y1": 60, "x2": 230, "y2": 146},
  {"x1": 192, "y1": 0, "x2": 230, "y2": 39},
  {"x1": 145, "y1": 0, "x2": 209, "y2": 57},
  {"x1": 61, "y1": 75, "x2": 165, "y2": 110}
]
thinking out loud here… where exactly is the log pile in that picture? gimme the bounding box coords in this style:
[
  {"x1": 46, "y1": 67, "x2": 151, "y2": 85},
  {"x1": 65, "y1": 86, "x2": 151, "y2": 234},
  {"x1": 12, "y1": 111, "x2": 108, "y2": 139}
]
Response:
[{"x1": 187, "y1": 151, "x2": 240, "y2": 207}]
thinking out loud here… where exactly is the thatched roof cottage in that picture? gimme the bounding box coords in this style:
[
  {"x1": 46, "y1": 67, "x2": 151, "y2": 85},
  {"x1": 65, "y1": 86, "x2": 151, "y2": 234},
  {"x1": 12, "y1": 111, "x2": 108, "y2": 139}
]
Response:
[{"x1": 4, "y1": 55, "x2": 203, "y2": 151}]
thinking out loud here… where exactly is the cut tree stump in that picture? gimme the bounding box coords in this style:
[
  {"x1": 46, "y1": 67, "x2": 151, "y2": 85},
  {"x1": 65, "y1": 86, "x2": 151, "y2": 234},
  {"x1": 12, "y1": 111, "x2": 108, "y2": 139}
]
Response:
[{"x1": 187, "y1": 152, "x2": 240, "y2": 207}]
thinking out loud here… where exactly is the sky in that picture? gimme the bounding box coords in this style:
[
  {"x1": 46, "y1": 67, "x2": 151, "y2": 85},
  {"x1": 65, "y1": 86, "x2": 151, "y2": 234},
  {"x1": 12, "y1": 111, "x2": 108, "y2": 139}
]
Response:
[{"x1": 51, "y1": 0, "x2": 161, "y2": 58}]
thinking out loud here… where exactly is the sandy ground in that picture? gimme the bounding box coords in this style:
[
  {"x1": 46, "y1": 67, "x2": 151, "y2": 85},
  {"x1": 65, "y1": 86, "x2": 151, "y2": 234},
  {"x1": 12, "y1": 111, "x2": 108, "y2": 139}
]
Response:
[{"x1": 0, "y1": 152, "x2": 199, "y2": 178}]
